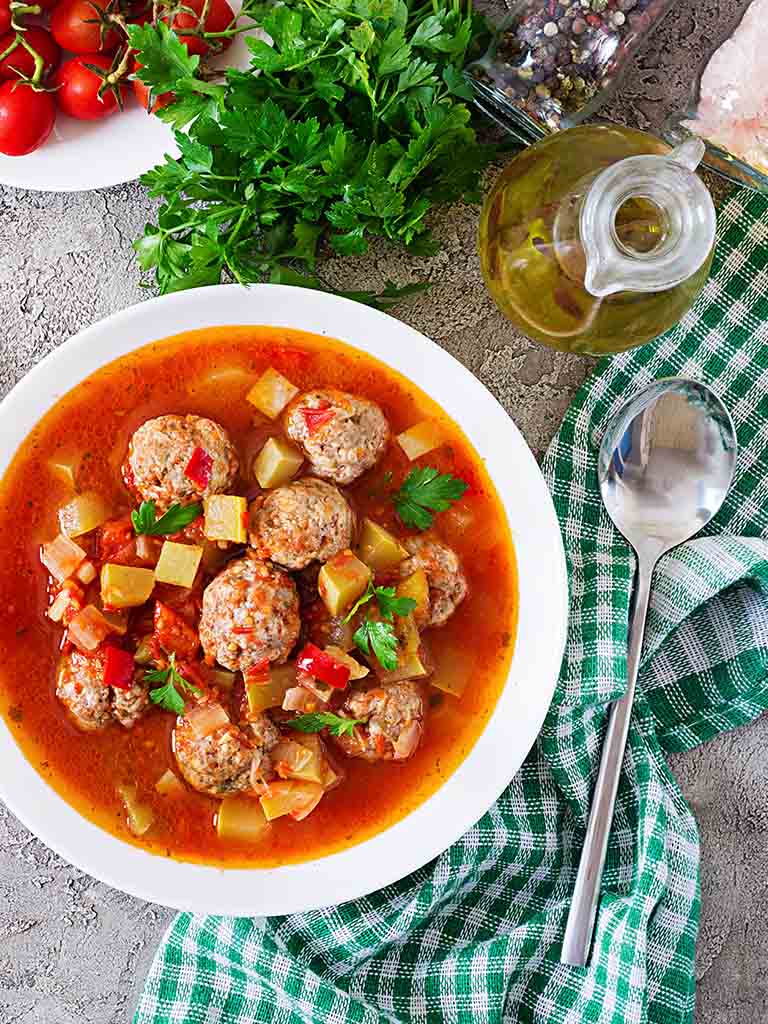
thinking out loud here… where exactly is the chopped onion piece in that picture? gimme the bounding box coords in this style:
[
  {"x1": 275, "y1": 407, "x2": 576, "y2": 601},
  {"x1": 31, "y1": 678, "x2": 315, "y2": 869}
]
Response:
[
  {"x1": 75, "y1": 560, "x2": 97, "y2": 585},
  {"x1": 324, "y1": 646, "x2": 369, "y2": 680},
  {"x1": 186, "y1": 702, "x2": 230, "y2": 739},
  {"x1": 216, "y1": 795, "x2": 271, "y2": 841},
  {"x1": 40, "y1": 534, "x2": 87, "y2": 582},
  {"x1": 47, "y1": 589, "x2": 75, "y2": 623},
  {"x1": 67, "y1": 605, "x2": 113, "y2": 652},
  {"x1": 396, "y1": 420, "x2": 445, "y2": 461},
  {"x1": 392, "y1": 720, "x2": 422, "y2": 760},
  {"x1": 282, "y1": 685, "x2": 316, "y2": 712},
  {"x1": 117, "y1": 783, "x2": 155, "y2": 836},
  {"x1": 271, "y1": 739, "x2": 319, "y2": 782},
  {"x1": 260, "y1": 780, "x2": 324, "y2": 822},
  {"x1": 58, "y1": 491, "x2": 111, "y2": 538},
  {"x1": 47, "y1": 453, "x2": 81, "y2": 489},
  {"x1": 155, "y1": 769, "x2": 186, "y2": 797},
  {"x1": 295, "y1": 734, "x2": 344, "y2": 791}
]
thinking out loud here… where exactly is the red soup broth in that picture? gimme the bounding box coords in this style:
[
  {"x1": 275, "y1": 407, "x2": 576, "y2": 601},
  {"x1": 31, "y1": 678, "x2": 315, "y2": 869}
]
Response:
[{"x1": 0, "y1": 325, "x2": 517, "y2": 867}]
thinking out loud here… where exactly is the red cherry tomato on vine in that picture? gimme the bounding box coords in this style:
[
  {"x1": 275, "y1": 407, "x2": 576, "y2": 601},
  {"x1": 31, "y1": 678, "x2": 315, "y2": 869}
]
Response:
[
  {"x1": 0, "y1": 1, "x2": 11, "y2": 36},
  {"x1": 163, "y1": 0, "x2": 235, "y2": 57},
  {"x1": 0, "y1": 80, "x2": 55, "y2": 155},
  {"x1": 53, "y1": 54, "x2": 127, "y2": 120},
  {"x1": 50, "y1": 0, "x2": 121, "y2": 55},
  {"x1": 0, "y1": 27, "x2": 60, "y2": 81},
  {"x1": 132, "y1": 60, "x2": 173, "y2": 113}
]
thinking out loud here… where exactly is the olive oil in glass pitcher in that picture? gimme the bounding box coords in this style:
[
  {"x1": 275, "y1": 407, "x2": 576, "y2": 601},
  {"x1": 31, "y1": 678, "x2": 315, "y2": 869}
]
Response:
[{"x1": 478, "y1": 125, "x2": 716, "y2": 355}]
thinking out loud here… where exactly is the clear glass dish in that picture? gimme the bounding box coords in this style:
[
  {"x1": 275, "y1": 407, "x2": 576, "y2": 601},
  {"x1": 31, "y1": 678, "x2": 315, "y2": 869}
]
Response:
[
  {"x1": 467, "y1": 0, "x2": 674, "y2": 140},
  {"x1": 662, "y1": 0, "x2": 768, "y2": 194}
]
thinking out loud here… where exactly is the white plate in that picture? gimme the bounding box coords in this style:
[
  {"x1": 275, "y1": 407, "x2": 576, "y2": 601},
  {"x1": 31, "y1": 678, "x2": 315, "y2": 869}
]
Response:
[
  {"x1": 0, "y1": 284, "x2": 568, "y2": 915},
  {"x1": 0, "y1": 5, "x2": 260, "y2": 192}
]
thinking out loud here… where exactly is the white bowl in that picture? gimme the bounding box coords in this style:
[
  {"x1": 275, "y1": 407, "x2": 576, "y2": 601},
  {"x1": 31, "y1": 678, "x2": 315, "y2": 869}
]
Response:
[{"x1": 0, "y1": 284, "x2": 568, "y2": 915}]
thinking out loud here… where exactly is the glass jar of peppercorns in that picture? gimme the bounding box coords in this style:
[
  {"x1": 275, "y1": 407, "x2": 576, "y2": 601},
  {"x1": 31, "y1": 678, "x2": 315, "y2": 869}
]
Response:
[{"x1": 468, "y1": 0, "x2": 674, "y2": 139}]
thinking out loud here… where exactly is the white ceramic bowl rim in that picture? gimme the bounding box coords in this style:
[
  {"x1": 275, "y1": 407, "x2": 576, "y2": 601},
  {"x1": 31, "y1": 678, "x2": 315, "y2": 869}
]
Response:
[{"x1": 0, "y1": 284, "x2": 568, "y2": 916}]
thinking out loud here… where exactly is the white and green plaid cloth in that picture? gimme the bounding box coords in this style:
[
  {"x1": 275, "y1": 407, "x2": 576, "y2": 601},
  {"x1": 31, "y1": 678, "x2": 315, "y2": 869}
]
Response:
[{"x1": 135, "y1": 187, "x2": 768, "y2": 1024}]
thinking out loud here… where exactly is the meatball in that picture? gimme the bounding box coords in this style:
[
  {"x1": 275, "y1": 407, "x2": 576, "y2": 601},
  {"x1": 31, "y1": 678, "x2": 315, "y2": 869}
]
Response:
[
  {"x1": 113, "y1": 676, "x2": 150, "y2": 729},
  {"x1": 173, "y1": 709, "x2": 280, "y2": 796},
  {"x1": 124, "y1": 414, "x2": 239, "y2": 510},
  {"x1": 399, "y1": 537, "x2": 468, "y2": 627},
  {"x1": 333, "y1": 681, "x2": 425, "y2": 762},
  {"x1": 249, "y1": 477, "x2": 355, "y2": 570},
  {"x1": 283, "y1": 389, "x2": 389, "y2": 485},
  {"x1": 199, "y1": 554, "x2": 300, "y2": 672},
  {"x1": 56, "y1": 650, "x2": 148, "y2": 732}
]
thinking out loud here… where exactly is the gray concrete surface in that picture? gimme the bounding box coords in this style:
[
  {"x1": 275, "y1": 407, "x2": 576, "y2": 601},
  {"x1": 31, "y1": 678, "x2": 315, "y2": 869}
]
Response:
[{"x1": 1, "y1": 0, "x2": 767, "y2": 1020}]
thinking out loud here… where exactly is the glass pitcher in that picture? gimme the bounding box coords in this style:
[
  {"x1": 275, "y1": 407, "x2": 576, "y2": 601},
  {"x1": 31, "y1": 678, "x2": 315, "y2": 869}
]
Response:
[{"x1": 478, "y1": 124, "x2": 716, "y2": 355}]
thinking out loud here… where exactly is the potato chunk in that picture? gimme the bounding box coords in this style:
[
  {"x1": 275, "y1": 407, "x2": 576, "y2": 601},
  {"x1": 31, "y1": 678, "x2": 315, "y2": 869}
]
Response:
[
  {"x1": 397, "y1": 570, "x2": 430, "y2": 626},
  {"x1": 154, "y1": 541, "x2": 203, "y2": 588},
  {"x1": 358, "y1": 518, "x2": 407, "y2": 572},
  {"x1": 117, "y1": 783, "x2": 155, "y2": 836},
  {"x1": 396, "y1": 420, "x2": 444, "y2": 461},
  {"x1": 216, "y1": 795, "x2": 270, "y2": 841},
  {"x1": 318, "y1": 549, "x2": 371, "y2": 616},
  {"x1": 245, "y1": 664, "x2": 297, "y2": 715},
  {"x1": 58, "y1": 491, "x2": 111, "y2": 538},
  {"x1": 253, "y1": 436, "x2": 304, "y2": 489},
  {"x1": 247, "y1": 368, "x2": 299, "y2": 419},
  {"x1": 101, "y1": 563, "x2": 155, "y2": 609},
  {"x1": 203, "y1": 494, "x2": 247, "y2": 544}
]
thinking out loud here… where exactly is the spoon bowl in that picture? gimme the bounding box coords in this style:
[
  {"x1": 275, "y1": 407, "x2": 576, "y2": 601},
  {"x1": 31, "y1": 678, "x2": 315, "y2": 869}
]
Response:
[
  {"x1": 561, "y1": 378, "x2": 736, "y2": 967},
  {"x1": 598, "y1": 379, "x2": 737, "y2": 560}
]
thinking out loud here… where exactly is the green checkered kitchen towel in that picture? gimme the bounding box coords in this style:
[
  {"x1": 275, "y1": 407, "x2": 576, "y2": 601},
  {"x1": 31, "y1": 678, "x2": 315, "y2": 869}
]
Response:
[{"x1": 134, "y1": 187, "x2": 768, "y2": 1024}]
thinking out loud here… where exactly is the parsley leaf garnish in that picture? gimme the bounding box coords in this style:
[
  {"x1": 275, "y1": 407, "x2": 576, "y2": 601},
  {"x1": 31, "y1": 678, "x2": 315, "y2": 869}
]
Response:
[
  {"x1": 145, "y1": 653, "x2": 202, "y2": 714},
  {"x1": 128, "y1": 4, "x2": 496, "y2": 304},
  {"x1": 353, "y1": 617, "x2": 400, "y2": 671},
  {"x1": 377, "y1": 586, "x2": 417, "y2": 621},
  {"x1": 287, "y1": 712, "x2": 363, "y2": 738},
  {"x1": 392, "y1": 467, "x2": 468, "y2": 530},
  {"x1": 131, "y1": 500, "x2": 202, "y2": 537},
  {"x1": 344, "y1": 581, "x2": 416, "y2": 623}
]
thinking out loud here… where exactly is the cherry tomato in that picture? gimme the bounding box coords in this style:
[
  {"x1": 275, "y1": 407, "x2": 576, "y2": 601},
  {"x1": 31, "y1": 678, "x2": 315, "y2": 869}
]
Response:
[
  {"x1": 53, "y1": 54, "x2": 127, "y2": 120},
  {"x1": 50, "y1": 0, "x2": 121, "y2": 55},
  {"x1": 0, "y1": 27, "x2": 60, "y2": 81},
  {"x1": 163, "y1": 0, "x2": 235, "y2": 57},
  {"x1": 0, "y1": 80, "x2": 55, "y2": 155},
  {"x1": 35, "y1": 0, "x2": 60, "y2": 9},
  {"x1": 132, "y1": 58, "x2": 173, "y2": 113},
  {"x1": 0, "y1": 1, "x2": 11, "y2": 36}
]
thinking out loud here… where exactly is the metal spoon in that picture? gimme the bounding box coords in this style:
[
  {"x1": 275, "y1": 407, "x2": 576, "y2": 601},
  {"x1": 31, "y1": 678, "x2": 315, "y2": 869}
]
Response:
[{"x1": 560, "y1": 378, "x2": 737, "y2": 968}]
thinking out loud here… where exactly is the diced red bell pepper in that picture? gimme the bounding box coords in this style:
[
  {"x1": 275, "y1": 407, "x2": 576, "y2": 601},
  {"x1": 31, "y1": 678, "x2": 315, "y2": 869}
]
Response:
[
  {"x1": 184, "y1": 446, "x2": 214, "y2": 489},
  {"x1": 154, "y1": 601, "x2": 200, "y2": 660},
  {"x1": 102, "y1": 646, "x2": 135, "y2": 690},
  {"x1": 244, "y1": 658, "x2": 270, "y2": 685},
  {"x1": 296, "y1": 642, "x2": 351, "y2": 690},
  {"x1": 300, "y1": 402, "x2": 335, "y2": 435}
]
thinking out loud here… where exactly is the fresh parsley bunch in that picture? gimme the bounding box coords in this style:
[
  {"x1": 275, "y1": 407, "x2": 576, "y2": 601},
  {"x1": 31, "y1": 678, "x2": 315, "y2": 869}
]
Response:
[{"x1": 128, "y1": 0, "x2": 493, "y2": 303}]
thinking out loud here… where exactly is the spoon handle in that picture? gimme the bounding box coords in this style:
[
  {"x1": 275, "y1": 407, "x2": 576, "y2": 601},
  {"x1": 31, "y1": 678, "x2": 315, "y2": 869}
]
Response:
[{"x1": 560, "y1": 558, "x2": 654, "y2": 967}]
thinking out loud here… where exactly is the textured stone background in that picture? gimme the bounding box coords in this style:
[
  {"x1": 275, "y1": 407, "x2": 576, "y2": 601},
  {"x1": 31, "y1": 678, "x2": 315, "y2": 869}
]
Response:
[{"x1": 1, "y1": 0, "x2": 767, "y2": 1021}]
